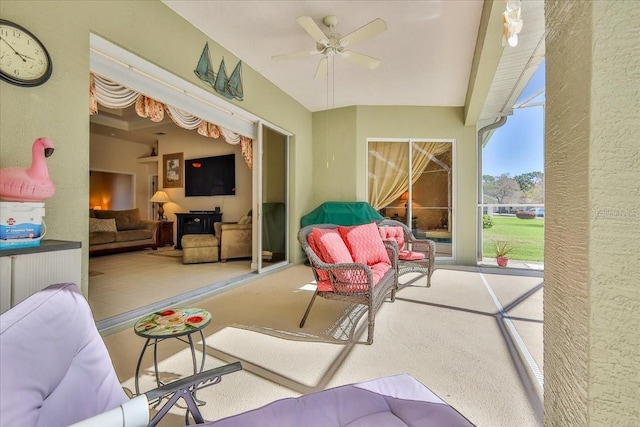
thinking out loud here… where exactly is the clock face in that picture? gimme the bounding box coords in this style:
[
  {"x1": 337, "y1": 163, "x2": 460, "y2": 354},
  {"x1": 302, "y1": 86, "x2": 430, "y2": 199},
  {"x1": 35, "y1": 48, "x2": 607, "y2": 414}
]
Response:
[{"x1": 0, "y1": 19, "x2": 52, "y2": 86}]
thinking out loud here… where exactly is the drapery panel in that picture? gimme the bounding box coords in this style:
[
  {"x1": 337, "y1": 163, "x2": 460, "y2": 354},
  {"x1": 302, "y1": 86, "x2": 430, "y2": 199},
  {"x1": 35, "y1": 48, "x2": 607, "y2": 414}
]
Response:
[
  {"x1": 89, "y1": 73, "x2": 253, "y2": 169},
  {"x1": 368, "y1": 141, "x2": 450, "y2": 210}
]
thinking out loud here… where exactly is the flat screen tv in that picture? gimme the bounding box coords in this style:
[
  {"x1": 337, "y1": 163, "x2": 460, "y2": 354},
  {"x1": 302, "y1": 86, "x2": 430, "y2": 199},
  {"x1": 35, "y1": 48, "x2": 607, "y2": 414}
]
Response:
[{"x1": 184, "y1": 154, "x2": 236, "y2": 196}]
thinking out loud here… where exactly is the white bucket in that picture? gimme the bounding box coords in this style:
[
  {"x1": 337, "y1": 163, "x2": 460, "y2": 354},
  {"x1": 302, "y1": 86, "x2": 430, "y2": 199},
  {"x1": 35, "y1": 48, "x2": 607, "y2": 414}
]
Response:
[{"x1": 0, "y1": 202, "x2": 46, "y2": 249}]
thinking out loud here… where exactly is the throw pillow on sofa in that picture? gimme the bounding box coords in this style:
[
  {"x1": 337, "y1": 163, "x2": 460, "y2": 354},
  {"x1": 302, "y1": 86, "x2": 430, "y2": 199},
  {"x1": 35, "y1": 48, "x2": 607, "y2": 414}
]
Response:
[
  {"x1": 94, "y1": 208, "x2": 141, "y2": 231},
  {"x1": 89, "y1": 218, "x2": 117, "y2": 233}
]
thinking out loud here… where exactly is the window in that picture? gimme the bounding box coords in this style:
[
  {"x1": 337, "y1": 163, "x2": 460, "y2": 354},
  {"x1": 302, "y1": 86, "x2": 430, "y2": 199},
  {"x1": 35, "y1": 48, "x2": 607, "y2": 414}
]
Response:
[{"x1": 368, "y1": 139, "x2": 454, "y2": 259}]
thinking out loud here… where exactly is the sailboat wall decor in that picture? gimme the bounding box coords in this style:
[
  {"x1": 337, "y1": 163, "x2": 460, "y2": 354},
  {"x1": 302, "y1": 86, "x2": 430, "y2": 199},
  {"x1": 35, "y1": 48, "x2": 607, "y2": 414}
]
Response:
[{"x1": 194, "y1": 43, "x2": 244, "y2": 101}]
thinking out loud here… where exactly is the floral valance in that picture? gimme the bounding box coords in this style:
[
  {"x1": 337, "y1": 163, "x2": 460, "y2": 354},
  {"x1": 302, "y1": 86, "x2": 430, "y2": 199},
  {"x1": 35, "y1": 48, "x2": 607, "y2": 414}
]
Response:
[{"x1": 90, "y1": 73, "x2": 253, "y2": 169}]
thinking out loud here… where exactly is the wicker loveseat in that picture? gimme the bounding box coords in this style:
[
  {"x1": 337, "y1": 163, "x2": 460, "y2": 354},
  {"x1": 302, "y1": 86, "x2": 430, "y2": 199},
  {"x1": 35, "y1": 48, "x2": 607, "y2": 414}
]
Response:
[{"x1": 298, "y1": 222, "x2": 398, "y2": 344}]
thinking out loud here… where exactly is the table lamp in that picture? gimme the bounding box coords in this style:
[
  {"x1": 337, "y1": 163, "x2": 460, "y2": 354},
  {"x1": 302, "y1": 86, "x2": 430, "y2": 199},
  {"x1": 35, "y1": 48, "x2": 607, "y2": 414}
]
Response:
[
  {"x1": 149, "y1": 190, "x2": 172, "y2": 220},
  {"x1": 400, "y1": 191, "x2": 409, "y2": 217}
]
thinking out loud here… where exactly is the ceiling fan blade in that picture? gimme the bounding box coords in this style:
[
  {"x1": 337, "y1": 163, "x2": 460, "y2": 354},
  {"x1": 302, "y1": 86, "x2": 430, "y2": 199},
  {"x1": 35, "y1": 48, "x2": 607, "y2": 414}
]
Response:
[
  {"x1": 314, "y1": 57, "x2": 328, "y2": 80},
  {"x1": 340, "y1": 50, "x2": 381, "y2": 70},
  {"x1": 296, "y1": 16, "x2": 328, "y2": 45},
  {"x1": 272, "y1": 50, "x2": 317, "y2": 61},
  {"x1": 339, "y1": 18, "x2": 387, "y2": 47}
]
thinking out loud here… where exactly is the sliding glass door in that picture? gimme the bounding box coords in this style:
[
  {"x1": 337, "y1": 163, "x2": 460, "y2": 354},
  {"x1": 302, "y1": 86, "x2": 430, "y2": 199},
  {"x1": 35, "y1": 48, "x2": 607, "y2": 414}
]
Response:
[
  {"x1": 256, "y1": 124, "x2": 289, "y2": 273},
  {"x1": 368, "y1": 139, "x2": 454, "y2": 259}
]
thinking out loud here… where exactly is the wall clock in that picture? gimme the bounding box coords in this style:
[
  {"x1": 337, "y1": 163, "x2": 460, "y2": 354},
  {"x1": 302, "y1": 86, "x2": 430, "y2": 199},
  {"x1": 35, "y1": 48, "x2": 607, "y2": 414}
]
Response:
[{"x1": 0, "y1": 19, "x2": 52, "y2": 87}]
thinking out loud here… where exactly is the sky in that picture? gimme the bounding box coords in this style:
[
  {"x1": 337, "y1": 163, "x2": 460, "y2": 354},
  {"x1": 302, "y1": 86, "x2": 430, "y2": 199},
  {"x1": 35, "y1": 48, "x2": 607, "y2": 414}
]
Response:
[{"x1": 482, "y1": 59, "x2": 546, "y2": 178}]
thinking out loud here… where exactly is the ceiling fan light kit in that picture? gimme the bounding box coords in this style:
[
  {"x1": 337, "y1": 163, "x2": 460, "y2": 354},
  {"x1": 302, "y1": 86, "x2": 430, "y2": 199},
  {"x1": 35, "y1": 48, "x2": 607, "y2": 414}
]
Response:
[{"x1": 272, "y1": 14, "x2": 387, "y2": 80}]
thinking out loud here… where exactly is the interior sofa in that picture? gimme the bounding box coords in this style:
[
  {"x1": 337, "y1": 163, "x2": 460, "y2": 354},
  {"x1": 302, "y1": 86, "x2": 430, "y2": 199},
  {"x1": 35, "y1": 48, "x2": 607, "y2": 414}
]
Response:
[{"x1": 89, "y1": 208, "x2": 159, "y2": 256}]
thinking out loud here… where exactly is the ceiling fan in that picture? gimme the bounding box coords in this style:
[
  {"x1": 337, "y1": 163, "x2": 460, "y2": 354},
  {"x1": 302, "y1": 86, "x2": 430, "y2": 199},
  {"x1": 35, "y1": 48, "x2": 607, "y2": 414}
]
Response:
[{"x1": 272, "y1": 15, "x2": 387, "y2": 80}]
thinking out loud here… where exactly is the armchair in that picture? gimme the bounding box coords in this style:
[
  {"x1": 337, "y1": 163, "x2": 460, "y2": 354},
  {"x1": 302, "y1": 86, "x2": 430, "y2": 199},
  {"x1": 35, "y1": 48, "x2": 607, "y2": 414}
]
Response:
[
  {"x1": 214, "y1": 212, "x2": 252, "y2": 262},
  {"x1": 0, "y1": 282, "x2": 242, "y2": 427},
  {"x1": 377, "y1": 219, "x2": 436, "y2": 287}
]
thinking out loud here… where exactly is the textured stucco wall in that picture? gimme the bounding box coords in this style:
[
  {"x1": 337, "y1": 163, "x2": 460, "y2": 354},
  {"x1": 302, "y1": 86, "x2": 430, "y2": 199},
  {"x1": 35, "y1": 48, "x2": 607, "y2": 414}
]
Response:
[
  {"x1": 545, "y1": 1, "x2": 640, "y2": 425},
  {"x1": 587, "y1": 1, "x2": 640, "y2": 424}
]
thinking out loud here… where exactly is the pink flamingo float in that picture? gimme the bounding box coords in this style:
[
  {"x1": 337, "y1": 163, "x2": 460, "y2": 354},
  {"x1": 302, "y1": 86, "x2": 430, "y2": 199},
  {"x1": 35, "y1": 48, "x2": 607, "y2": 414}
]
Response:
[{"x1": 0, "y1": 137, "x2": 56, "y2": 202}]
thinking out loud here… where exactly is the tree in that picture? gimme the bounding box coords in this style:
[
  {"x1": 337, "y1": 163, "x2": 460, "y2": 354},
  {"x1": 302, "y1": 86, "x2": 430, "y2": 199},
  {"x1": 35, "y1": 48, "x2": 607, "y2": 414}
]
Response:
[
  {"x1": 514, "y1": 171, "x2": 543, "y2": 194},
  {"x1": 484, "y1": 173, "x2": 520, "y2": 204}
]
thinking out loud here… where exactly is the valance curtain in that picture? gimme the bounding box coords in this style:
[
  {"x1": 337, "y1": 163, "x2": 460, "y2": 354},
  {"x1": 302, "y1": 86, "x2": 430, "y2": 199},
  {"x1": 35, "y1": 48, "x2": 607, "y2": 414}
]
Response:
[
  {"x1": 89, "y1": 73, "x2": 253, "y2": 169},
  {"x1": 368, "y1": 141, "x2": 450, "y2": 210}
]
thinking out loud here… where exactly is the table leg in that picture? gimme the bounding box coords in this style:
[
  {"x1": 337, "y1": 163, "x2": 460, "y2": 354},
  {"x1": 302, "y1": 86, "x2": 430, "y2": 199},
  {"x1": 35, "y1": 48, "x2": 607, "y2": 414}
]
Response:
[
  {"x1": 187, "y1": 332, "x2": 206, "y2": 405},
  {"x1": 199, "y1": 329, "x2": 207, "y2": 373},
  {"x1": 134, "y1": 338, "x2": 151, "y2": 396},
  {"x1": 187, "y1": 333, "x2": 197, "y2": 375},
  {"x1": 153, "y1": 339, "x2": 161, "y2": 388}
]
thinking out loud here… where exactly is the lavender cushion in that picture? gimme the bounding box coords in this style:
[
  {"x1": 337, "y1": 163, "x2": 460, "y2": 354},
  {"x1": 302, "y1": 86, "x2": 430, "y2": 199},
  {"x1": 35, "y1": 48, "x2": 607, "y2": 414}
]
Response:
[
  {"x1": 0, "y1": 283, "x2": 128, "y2": 426},
  {"x1": 203, "y1": 374, "x2": 474, "y2": 426}
]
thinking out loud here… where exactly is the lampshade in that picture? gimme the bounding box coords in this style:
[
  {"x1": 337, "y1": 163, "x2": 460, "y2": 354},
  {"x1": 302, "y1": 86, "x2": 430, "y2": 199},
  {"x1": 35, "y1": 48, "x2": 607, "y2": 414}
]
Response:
[{"x1": 150, "y1": 190, "x2": 172, "y2": 203}]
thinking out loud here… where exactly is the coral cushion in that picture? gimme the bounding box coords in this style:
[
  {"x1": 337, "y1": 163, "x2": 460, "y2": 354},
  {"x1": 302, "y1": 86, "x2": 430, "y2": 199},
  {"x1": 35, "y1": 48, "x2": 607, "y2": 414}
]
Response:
[
  {"x1": 378, "y1": 226, "x2": 406, "y2": 251},
  {"x1": 308, "y1": 228, "x2": 354, "y2": 291},
  {"x1": 338, "y1": 222, "x2": 390, "y2": 267},
  {"x1": 369, "y1": 262, "x2": 392, "y2": 285},
  {"x1": 311, "y1": 228, "x2": 353, "y2": 264},
  {"x1": 399, "y1": 250, "x2": 425, "y2": 261}
]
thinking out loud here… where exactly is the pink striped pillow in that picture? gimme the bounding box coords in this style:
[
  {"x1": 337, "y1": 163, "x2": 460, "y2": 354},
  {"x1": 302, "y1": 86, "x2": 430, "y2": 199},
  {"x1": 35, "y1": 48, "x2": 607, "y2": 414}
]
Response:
[
  {"x1": 308, "y1": 228, "x2": 354, "y2": 291},
  {"x1": 311, "y1": 228, "x2": 353, "y2": 264},
  {"x1": 338, "y1": 222, "x2": 390, "y2": 267}
]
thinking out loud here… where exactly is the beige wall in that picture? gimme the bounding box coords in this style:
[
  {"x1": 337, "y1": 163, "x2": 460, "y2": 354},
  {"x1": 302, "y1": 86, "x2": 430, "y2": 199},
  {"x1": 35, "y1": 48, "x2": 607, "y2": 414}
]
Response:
[
  {"x1": 158, "y1": 132, "x2": 252, "y2": 224},
  {"x1": 90, "y1": 134, "x2": 153, "y2": 217},
  {"x1": 89, "y1": 172, "x2": 133, "y2": 212},
  {"x1": 311, "y1": 105, "x2": 476, "y2": 263},
  {"x1": 545, "y1": 1, "x2": 640, "y2": 425},
  {"x1": 311, "y1": 107, "x2": 359, "y2": 201},
  {"x1": 0, "y1": 1, "x2": 313, "y2": 294}
]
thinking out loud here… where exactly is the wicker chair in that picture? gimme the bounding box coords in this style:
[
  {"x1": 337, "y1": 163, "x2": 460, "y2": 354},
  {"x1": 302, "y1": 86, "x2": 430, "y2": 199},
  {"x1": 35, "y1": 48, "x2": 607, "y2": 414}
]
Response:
[
  {"x1": 377, "y1": 219, "x2": 436, "y2": 287},
  {"x1": 298, "y1": 224, "x2": 398, "y2": 345}
]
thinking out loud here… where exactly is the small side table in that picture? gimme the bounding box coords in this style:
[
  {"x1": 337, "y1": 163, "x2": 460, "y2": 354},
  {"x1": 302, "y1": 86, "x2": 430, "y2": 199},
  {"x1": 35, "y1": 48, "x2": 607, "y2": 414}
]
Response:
[
  {"x1": 133, "y1": 307, "x2": 211, "y2": 396},
  {"x1": 157, "y1": 221, "x2": 174, "y2": 247}
]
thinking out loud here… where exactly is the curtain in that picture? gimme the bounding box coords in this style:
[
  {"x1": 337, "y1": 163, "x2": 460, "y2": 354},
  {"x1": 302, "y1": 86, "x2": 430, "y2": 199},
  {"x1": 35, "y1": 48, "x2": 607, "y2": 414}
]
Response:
[
  {"x1": 368, "y1": 141, "x2": 449, "y2": 210},
  {"x1": 89, "y1": 73, "x2": 254, "y2": 168}
]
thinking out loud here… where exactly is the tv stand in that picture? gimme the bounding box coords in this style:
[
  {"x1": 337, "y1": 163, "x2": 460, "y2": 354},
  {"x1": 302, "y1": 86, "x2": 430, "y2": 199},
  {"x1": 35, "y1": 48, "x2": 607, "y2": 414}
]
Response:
[{"x1": 175, "y1": 212, "x2": 223, "y2": 249}]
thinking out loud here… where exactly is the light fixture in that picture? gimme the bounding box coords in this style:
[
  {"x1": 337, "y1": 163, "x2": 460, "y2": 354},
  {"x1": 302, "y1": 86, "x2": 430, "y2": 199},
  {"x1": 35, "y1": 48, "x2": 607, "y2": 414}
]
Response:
[
  {"x1": 149, "y1": 190, "x2": 172, "y2": 220},
  {"x1": 502, "y1": 0, "x2": 523, "y2": 47}
]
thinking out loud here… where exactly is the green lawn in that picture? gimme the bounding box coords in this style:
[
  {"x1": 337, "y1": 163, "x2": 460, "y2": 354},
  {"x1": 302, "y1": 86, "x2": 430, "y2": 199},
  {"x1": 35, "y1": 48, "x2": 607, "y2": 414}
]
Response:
[{"x1": 483, "y1": 215, "x2": 544, "y2": 262}]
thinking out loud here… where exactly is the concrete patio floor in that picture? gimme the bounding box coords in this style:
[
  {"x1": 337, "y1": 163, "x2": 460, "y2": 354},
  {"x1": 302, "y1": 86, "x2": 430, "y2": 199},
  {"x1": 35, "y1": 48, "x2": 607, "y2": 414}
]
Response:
[{"x1": 104, "y1": 263, "x2": 544, "y2": 426}]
